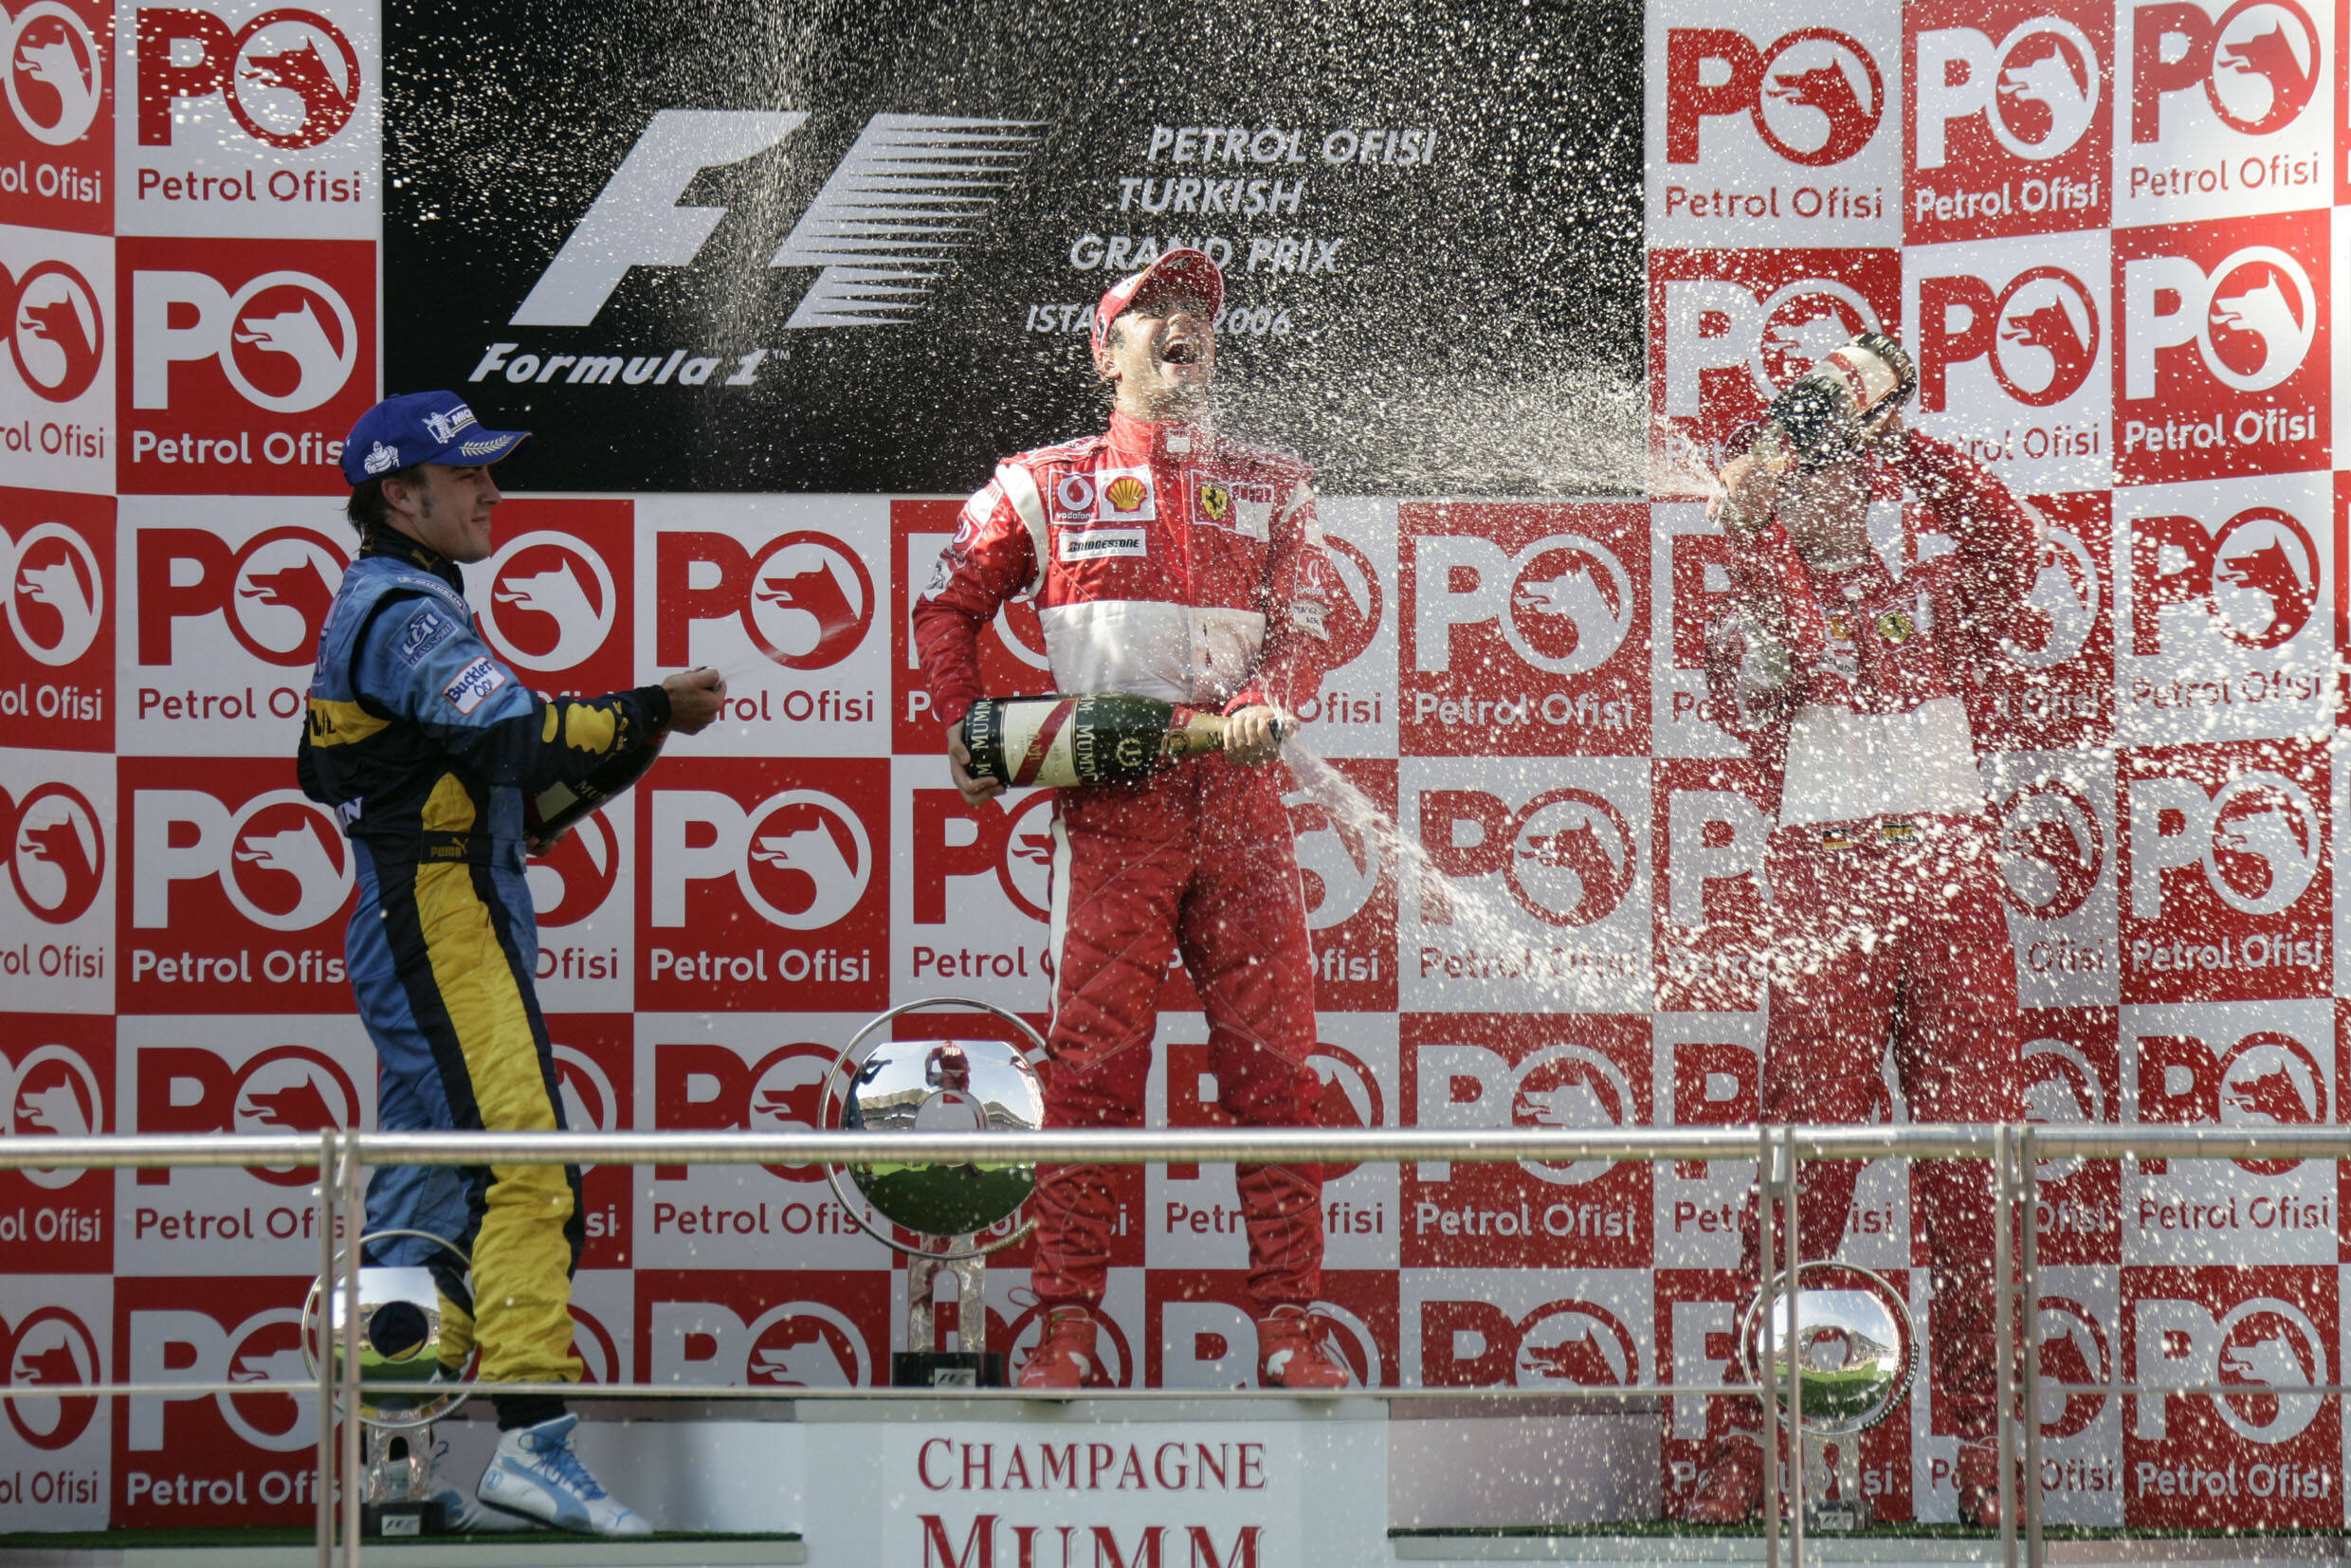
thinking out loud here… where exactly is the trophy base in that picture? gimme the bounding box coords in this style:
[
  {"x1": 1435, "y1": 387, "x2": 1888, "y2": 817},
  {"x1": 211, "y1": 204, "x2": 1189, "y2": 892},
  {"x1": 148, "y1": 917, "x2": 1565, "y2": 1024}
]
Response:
[
  {"x1": 1803, "y1": 1498, "x2": 1869, "y2": 1533},
  {"x1": 363, "y1": 1500, "x2": 449, "y2": 1538},
  {"x1": 894, "y1": 1351, "x2": 1005, "y2": 1389}
]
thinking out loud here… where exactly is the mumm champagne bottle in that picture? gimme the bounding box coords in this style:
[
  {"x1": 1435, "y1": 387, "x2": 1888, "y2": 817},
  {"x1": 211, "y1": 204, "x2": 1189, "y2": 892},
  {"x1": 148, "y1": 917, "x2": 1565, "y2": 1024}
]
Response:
[
  {"x1": 1745, "y1": 331, "x2": 1916, "y2": 473},
  {"x1": 961, "y1": 696, "x2": 1250, "y2": 788}
]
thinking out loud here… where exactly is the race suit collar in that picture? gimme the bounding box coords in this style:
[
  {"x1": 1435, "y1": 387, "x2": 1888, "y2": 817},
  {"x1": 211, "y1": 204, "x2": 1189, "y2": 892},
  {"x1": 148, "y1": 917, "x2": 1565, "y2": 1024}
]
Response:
[
  {"x1": 1107, "y1": 406, "x2": 1208, "y2": 457},
  {"x1": 362, "y1": 525, "x2": 465, "y2": 594}
]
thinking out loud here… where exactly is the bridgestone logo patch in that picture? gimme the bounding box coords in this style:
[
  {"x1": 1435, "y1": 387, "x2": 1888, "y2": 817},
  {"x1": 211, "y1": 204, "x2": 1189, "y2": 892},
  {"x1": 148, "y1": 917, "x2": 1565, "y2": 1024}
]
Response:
[{"x1": 1057, "y1": 526, "x2": 1147, "y2": 562}]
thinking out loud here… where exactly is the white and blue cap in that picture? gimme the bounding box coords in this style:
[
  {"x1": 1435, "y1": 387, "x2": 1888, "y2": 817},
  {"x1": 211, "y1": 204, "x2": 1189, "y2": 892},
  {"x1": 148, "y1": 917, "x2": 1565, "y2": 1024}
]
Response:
[{"x1": 341, "y1": 391, "x2": 532, "y2": 485}]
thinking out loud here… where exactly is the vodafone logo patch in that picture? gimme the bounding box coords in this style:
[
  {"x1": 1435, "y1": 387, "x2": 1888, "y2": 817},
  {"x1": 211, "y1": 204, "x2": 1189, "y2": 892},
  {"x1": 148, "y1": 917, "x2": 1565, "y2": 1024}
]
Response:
[
  {"x1": 4, "y1": 257, "x2": 103, "y2": 402},
  {"x1": 1, "y1": 780, "x2": 102, "y2": 923},
  {"x1": 1, "y1": 520, "x2": 102, "y2": 665},
  {"x1": 135, "y1": 6, "x2": 358, "y2": 150},
  {"x1": 5, "y1": 2, "x2": 101, "y2": 146}
]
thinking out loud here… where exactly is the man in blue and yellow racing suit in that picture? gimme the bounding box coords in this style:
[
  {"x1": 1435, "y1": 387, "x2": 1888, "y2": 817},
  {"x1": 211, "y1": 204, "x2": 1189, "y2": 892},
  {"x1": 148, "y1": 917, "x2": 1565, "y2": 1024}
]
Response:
[{"x1": 299, "y1": 391, "x2": 723, "y2": 1536}]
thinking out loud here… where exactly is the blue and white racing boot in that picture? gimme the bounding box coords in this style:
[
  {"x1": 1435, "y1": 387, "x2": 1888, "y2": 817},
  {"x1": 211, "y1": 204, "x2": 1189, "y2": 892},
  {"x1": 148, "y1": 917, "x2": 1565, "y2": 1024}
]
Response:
[
  {"x1": 424, "y1": 1436, "x2": 534, "y2": 1533},
  {"x1": 476, "y1": 1414, "x2": 651, "y2": 1537}
]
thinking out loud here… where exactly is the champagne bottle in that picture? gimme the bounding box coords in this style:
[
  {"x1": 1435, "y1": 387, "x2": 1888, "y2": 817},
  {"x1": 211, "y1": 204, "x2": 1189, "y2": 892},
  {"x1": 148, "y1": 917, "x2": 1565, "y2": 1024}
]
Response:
[
  {"x1": 1748, "y1": 331, "x2": 1916, "y2": 473},
  {"x1": 527, "y1": 733, "x2": 665, "y2": 847},
  {"x1": 962, "y1": 695, "x2": 1252, "y2": 789}
]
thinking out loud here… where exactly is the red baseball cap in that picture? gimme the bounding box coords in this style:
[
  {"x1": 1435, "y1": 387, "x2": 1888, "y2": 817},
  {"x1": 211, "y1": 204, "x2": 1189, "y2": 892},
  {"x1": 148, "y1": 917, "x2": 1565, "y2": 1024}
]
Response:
[{"x1": 1091, "y1": 248, "x2": 1224, "y2": 348}]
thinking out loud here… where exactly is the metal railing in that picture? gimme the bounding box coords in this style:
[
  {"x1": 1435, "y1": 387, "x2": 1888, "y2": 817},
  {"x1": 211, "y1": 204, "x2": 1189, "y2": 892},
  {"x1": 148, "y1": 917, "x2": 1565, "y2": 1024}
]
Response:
[{"x1": 1, "y1": 1121, "x2": 2343, "y2": 1568}]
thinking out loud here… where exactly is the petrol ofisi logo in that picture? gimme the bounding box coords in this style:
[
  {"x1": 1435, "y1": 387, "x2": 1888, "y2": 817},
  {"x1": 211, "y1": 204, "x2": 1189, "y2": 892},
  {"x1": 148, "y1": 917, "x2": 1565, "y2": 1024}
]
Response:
[
  {"x1": 117, "y1": 236, "x2": 374, "y2": 495},
  {"x1": 119, "y1": 757, "x2": 355, "y2": 1012},
  {"x1": 1906, "y1": 3, "x2": 2110, "y2": 242}
]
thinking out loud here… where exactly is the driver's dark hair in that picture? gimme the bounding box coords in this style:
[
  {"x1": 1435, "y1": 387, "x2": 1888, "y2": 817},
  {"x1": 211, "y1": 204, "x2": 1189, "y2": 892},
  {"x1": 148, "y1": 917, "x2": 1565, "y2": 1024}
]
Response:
[{"x1": 344, "y1": 464, "x2": 423, "y2": 536}]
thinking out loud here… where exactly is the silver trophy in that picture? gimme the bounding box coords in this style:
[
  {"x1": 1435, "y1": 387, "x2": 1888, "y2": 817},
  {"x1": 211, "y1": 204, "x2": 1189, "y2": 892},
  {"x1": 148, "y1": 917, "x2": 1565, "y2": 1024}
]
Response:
[
  {"x1": 821, "y1": 998, "x2": 1048, "y2": 1387},
  {"x1": 301, "y1": 1230, "x2": 475, "y2": 1536},
  {"x1": 1739, "y1": 1262, "x2": 1918, "y2": 1531}
]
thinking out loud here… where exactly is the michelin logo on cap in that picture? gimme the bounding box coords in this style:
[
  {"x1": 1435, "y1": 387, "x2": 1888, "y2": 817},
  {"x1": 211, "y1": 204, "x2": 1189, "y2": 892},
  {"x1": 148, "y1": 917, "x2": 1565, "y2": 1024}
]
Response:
[
  {"x1": 422, "y1": 406, "x2": 479, "y2": 444},
  {"x1": 364, "y1": 441, "x2": 400, "y2": 475}
]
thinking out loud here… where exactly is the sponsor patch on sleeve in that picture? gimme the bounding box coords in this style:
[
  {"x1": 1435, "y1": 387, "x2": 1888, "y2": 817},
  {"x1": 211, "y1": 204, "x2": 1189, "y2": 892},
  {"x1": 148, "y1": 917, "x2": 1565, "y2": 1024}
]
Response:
[
  {"x1": 396, "y1": 608, "x2": 456, "y2": 666},
  {"x1": 1289, "y1": 597, "x2": 1329, "y2": 638},
  {"x1": 1057, "y1": 526, "x2": 1149, "y2": 563},
  {"x1": 441, "y1": 655, "x2": 509, "y2": 716},
  {"x1": 1232, "y1": 483, "x2": 1276, "y2": 540}
]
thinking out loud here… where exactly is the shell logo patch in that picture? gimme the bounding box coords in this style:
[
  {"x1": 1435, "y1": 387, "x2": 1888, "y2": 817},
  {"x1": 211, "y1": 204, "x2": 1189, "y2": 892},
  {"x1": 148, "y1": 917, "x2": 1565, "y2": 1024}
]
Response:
[
  {"x1": 1197, "y1": 481, "x2": 1231, "y2": 522},
  {"x1": 1105, "y1": 475, "x2": 1148, "y2": 513}
]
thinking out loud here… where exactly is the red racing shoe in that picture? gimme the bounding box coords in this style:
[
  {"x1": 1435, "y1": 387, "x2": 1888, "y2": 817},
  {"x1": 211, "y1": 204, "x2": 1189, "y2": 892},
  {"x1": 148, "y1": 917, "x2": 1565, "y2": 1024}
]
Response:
[
  {"x1": 1255, "y1": 1306, "x2": 1353, "y2": 1389},
  {"x1": 1955, "y1": 1442, "x2": 2017, "y2": 1528},
  {"x1": 1016, "y1": 1307, "x2": 1098, "y2": 1391},
  {"x1": 1683, "y1": 1437, "x2": 1765, "y2": 1524}
]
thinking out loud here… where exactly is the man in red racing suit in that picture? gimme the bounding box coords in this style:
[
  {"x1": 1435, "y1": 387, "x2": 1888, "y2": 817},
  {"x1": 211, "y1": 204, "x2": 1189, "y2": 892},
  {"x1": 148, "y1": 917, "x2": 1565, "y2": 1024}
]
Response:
[
  {"x1": 910, "y1": 248, "x2": 1350, "y2": 1391},
  {"x1": 1688, "y1": 407, "x2": 2038, "y2": 1525}
]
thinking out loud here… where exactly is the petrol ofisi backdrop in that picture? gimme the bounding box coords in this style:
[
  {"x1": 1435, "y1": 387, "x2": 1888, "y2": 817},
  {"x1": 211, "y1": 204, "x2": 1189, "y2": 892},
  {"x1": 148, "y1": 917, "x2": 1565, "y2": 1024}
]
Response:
[{"x1": 2, "y1": 0, "x2": 2349, "y2": 1535}]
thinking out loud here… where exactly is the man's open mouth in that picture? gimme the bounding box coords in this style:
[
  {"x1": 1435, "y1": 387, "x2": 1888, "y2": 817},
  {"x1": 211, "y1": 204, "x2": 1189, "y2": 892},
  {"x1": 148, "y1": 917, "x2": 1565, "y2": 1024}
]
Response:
[{"x1": 1160, "y1": 338, "x2": 1200, "y2": 366}]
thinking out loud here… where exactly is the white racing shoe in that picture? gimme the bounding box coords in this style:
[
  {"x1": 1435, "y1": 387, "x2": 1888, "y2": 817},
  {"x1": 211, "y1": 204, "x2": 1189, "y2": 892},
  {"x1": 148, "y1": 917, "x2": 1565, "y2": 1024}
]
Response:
[
  {"x1": 476, "y1": 1414, "x2": 651, "y2": 1537},
  {"x1": 425, "y1": 1434, "x2": 536, "y2": 1532}
]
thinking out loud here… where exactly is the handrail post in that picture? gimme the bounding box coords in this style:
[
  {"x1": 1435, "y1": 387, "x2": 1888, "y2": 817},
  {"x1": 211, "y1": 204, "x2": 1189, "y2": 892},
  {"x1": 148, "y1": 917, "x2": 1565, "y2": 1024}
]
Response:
[
  {"x1": 1783, "y1": 1121, "x2": 1804, "y2": 1568},
  {"x1": 314, "y1": 1130, "x2": 336, "y2": 1568},
  {"x1": 1995, "y1": 1122, "x2": 2016, "y2": 1568},
  {"x1": 337, "y1": 1130, "x2": 363, "y2": 1568},
  {"x1": 1759, "y1": 1118, "x2": 1779, "y2": 1568},
  {"x1": 2019, "y1": 1121, "x2": 2044, "y2": 1568}
]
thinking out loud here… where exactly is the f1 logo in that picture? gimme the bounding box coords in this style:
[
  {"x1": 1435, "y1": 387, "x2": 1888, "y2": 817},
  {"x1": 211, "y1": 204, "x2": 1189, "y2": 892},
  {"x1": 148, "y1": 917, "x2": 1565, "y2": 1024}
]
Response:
[{"x1": 507, "y1": 110, "x2": 1037, "y2": 332}]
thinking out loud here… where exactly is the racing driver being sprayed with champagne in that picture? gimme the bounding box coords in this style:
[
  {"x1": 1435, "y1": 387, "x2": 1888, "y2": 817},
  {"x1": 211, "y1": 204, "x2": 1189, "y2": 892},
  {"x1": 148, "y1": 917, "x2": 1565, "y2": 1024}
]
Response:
[
  {"x1": 911, "y1": 248, "x2": 1351, "y2": 1391},
  {"x1": 1689, "y1": 335, "x2": 2035, "y2": 1526}
]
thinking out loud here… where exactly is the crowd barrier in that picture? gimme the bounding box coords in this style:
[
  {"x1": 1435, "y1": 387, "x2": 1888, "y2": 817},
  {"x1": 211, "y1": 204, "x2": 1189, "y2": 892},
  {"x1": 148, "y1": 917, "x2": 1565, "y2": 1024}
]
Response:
[{"x1": 2, "y1": 1122, "x2": 2342, "y2": 1568}]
